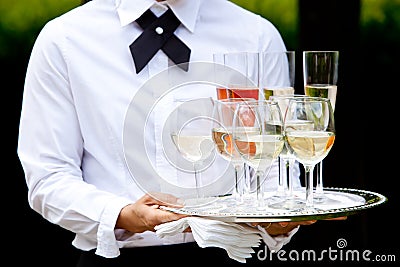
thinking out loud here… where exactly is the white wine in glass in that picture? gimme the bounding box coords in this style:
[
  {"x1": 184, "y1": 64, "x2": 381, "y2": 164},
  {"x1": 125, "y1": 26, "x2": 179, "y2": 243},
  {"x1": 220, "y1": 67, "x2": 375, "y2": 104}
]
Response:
[
  {"x1": 261, "y1": 51, "x2": 296, "y2": 201},
  {"x1": 269, "y1": 94, "x2": 314, "y2": 210},
  {"x1": 232, "y1": 100, "x2": 285, "y2": 210},
  {"x1": 284, "y1": 97, "x2": 336, "y2": 209},
  {"x1": 261, "y1": 51, "x2": 296, "y2": 101},
  {"x1": 169, "y1": 98, "x2": 215, "y2": 202},
  {"x1": 304, "y1": 84, "x2": 337, "y2": 111},
  {"x1": 211, "y1": 98, "x2": 258, "y2": 207},
  {"x1": 303, "y1": 51, "x2": 338, "y2": 201},
  {"x1": 213, "y1": 51, "x2": 261, "y2": 199}
]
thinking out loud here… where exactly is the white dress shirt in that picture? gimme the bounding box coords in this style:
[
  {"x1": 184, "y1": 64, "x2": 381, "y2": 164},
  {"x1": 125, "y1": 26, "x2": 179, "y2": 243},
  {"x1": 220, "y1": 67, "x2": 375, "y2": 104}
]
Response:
[{"x1": 18, "y1": 0, "x2": 300, "y2": 258}]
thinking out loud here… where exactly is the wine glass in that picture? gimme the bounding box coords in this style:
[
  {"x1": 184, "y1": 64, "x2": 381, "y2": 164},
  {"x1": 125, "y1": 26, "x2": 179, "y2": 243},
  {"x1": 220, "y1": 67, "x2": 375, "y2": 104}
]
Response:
[
  {"x1": 268, "y1": 94, "x2": 313, "y2": 210},
  {"x1": 232, "y1": 100, "x2": 285, "y2": 210},
  {"x1": 169, "y1": 97, "x2": 216, "y2": 203},
  {"x1": 260, "y1": 50, "x2": 296, "y2": 200},
  {"x1": 284, "y1": 97, "x2": 336, "y2": 209},
  {"x1": 211, "y1": 98, "x2": 258, "y2": 206},
  {"x1": 213, "y1": 51, "x2": 260, "y2": 198},
  {"x1": 303, "y1": 51, "x2": 339, "y2": 202}
]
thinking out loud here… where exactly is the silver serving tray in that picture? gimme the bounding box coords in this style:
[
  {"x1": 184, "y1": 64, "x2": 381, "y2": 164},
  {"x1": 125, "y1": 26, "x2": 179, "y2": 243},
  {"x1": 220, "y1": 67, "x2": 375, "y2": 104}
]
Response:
[{"x1": 161, "y1": 187, "x2": 388, "y2": 222}]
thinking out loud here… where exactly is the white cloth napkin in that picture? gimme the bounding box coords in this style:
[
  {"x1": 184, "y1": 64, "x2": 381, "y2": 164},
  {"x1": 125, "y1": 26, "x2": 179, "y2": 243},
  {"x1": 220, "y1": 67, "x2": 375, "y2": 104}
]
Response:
[
  {"x1": 257, "y1": 224, "x2": 299, "y2": 252},
  {"x1": 154, "y1": 217, "x2": 298, "y2": 263}
]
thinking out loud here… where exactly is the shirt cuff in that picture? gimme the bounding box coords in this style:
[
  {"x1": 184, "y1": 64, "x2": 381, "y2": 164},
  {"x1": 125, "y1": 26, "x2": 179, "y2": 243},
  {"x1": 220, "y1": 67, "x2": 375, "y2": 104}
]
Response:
[
  {"x1": 95, "y1": 196, "x2": 133, "y2": 258},
  {"x1": 257, "y1": 225, "x2": 300, "y2": 252}
]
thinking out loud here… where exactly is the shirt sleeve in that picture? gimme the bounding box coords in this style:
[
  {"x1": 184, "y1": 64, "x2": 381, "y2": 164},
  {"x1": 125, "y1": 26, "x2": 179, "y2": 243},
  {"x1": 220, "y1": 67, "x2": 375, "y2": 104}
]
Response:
[
  {"x1": 17, "y1": 19, "x2": 132, "y2": 257},
  {"x1": 257, "y1": 14, "x2": 288, "y2": 52}
]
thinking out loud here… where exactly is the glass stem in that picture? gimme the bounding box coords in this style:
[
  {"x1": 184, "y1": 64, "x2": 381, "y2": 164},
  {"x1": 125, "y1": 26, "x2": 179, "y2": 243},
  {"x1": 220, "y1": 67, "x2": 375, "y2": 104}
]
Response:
[
  {"x1": 287, "y1": 157, "x2": 295, "y2": 198},
  {"x1": 304, "y1": 164, "x2": 315, "y2": 208},
  {"x1": 194, "y1": 163, "x2": 202, "y2": 199},
  {"x1": 244, "y1": 163, "x2": 253, "y2": 196},
  {"x1": 233, "y1": 164, "x2": 244, "y2": 203},
  {"x1": 256, "y1": 170, "x2": 266, "y2": 210},
  {"x1": 315, "y1": 161, "x2": 324, "y2": 195},
  {"x1": 277, "y1": 157, "x2": 286, "y2": 196}
]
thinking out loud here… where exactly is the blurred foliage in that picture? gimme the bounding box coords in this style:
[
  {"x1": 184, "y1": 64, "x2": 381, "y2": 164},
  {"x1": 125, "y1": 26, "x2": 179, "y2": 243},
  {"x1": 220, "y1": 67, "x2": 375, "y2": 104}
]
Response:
[
  {"x1": 231, "y1": 0, "x2": 298, "y2": 49},
  {"x1": 232, "y1": 0, "x2": 400, "y2": 51},
  {"x1": 0, "y1": 0, "x2": 81, "y2": 58},
  {"x1": 360, "y1": 0, "x2": 400, "y2": 24},
  {"x1": 360, "y1": 0, "x2": 400, "y2": 74},
  {"x1": 0, "y1": 0, "x2": 80, "y2": 32},
  {"x1": 0, "y1": 0, "x2": 399, "y2": 66}
]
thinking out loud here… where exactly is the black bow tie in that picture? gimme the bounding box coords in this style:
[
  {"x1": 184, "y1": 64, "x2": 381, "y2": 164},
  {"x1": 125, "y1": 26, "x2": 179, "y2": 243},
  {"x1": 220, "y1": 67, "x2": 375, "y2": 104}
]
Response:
[{"x1": 129, "y1": 9, "x2": 191, "y2": 74}]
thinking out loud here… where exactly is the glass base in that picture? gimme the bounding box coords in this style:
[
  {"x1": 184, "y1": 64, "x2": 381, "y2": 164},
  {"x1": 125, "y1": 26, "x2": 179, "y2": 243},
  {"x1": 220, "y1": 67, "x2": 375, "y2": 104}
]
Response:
[
  {"x1": 313, "y1": 192, "x2": 351, "y2": 207},
  {"x1": 268, "y1": 198, "x2": 305, "y2": 211}
]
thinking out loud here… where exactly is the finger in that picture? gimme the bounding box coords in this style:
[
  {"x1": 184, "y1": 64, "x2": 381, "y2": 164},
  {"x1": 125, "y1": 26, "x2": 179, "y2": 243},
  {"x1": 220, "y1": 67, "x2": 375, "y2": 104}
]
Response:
[
  {"x1": 324, "y1": 216, "x2": 347, "y2": 221},
  {"x1": 251, "y1": 220, "x2": 312, "y2": 228},
  {"x1": 155, "y1": 208, "x2": 188, "y2": 225},
  {"x1": 278, "y1": 222, "x2": 289, "y2": 228},
  {"x1": 251, "y1": 222, "x2": 272, "y2": 229},
  {"x1": 295, "y1": 220, "x2": 317, "y2": 225},
  {"x1": 145, "y1": 192, "x2": 185, "y2": 207}
]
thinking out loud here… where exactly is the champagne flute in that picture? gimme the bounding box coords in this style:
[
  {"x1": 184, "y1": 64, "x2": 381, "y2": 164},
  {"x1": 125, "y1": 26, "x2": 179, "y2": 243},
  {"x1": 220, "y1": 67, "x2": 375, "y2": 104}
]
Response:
[
  {"x1": 211, "y1": 98, "x2": 258, "y2": 206},
  {"x1": 169, "y1": 98, "x2": 216, "y2": 202},
  {"x1": 213, "y1": 51, "x2": 260, "y2": 100},
  {"x1": 303, "y1": 51, "x2": 339, "y2": 202},
  {"x1": 232, "y1": 100, "x2": 285, "y2": 210},
  {"x1": 284, "y1": 97, "x2": 336, "y2": 209},
  {"x1": 260, "y1": 50, "x2": 296, "y2": 200},
  {"x1": 261, "y1": 50, "x2": 296, "y2": 100}
]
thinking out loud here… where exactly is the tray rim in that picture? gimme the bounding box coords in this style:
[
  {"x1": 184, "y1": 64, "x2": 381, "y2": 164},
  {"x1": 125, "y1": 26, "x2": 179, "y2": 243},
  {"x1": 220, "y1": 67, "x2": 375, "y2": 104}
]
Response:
[{"x1": 162, "y1": 187, "x2": 388, "y2": 222}]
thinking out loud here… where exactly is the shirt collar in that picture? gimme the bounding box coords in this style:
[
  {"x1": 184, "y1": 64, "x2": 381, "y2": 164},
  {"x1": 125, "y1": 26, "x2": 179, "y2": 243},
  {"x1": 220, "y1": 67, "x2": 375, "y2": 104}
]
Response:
[{"x1": 116, "y1": 0, "x2": 201, "y2": 33}]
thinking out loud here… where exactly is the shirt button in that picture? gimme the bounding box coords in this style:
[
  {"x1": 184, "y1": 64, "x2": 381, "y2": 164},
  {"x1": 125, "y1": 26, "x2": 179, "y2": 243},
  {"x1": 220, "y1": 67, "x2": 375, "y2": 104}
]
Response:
[{"x1": 155, "y1": 27, "x2": 164, "y2": 35}]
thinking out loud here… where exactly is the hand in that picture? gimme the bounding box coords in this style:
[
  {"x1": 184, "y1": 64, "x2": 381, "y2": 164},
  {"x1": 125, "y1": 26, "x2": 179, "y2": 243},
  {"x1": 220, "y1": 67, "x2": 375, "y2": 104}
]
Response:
[{"x1": 116, "y1": 192, "x2": 189, "y2": 234}]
